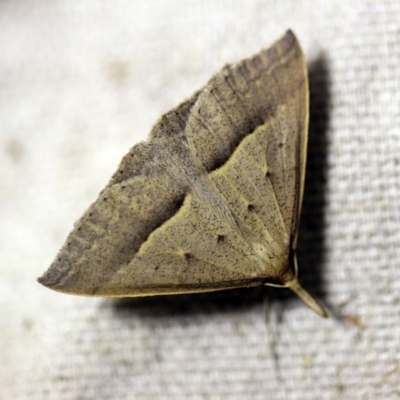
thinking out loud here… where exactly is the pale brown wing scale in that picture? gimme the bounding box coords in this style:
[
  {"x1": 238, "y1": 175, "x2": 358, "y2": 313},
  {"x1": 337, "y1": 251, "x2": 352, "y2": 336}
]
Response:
[{"x1": 39, "y1": 30, "x2": 326, "y2": 317}]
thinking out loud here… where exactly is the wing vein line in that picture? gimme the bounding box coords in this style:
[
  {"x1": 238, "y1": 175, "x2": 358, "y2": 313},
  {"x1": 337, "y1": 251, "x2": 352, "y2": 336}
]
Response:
[
  {"x1": 215, "y1": 175, "x2": 278, "y2": 246},
  {"x1": 162, "y1": 198, "x2": 250, "y2": 275},
  {"x1": 253, "y1": 135, "x2": 288, "y2": 236},
  {"x1": 240, "y1": 149, "x2": 286, "y2": 239}
]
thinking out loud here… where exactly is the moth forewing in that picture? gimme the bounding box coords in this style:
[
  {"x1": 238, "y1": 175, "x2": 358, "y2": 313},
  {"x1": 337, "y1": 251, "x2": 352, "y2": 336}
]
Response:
[{"x1": 39, "y1": 30, "x2": 326, "y2": 318}]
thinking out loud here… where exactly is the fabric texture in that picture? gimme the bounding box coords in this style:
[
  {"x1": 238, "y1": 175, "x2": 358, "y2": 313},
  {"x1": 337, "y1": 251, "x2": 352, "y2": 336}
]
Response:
[{"x1": 1, "y1": 1, "x2": 399, "y2": 399}]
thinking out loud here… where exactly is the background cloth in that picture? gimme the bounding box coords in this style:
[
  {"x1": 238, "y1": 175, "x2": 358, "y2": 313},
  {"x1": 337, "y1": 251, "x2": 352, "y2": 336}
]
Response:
[{"x1": 1, "y1": 1, "x2": 400, "y2": 399}]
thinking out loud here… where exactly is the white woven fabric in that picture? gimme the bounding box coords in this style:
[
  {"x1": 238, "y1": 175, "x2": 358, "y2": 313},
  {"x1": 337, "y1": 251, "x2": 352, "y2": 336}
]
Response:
[{"x1": 1, "y1": 1, "x2": 400, "y2": 399}]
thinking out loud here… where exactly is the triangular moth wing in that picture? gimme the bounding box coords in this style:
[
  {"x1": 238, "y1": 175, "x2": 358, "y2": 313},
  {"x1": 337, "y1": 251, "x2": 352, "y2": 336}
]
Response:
[{"x1": 39, "y1": 31, "x2": 325, "y2": 317}]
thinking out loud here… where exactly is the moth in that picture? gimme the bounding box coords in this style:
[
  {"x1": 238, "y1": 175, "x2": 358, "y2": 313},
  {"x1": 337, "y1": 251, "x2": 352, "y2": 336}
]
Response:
[{"x1": 39, "y1": 30, "x2": 327, "y2": 317}]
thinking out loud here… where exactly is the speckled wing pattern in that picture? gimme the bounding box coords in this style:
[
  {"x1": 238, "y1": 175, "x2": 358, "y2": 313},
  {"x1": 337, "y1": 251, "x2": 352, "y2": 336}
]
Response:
[{"x1": 39, "y1": 31, "x2": 325, "y2": 316}]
